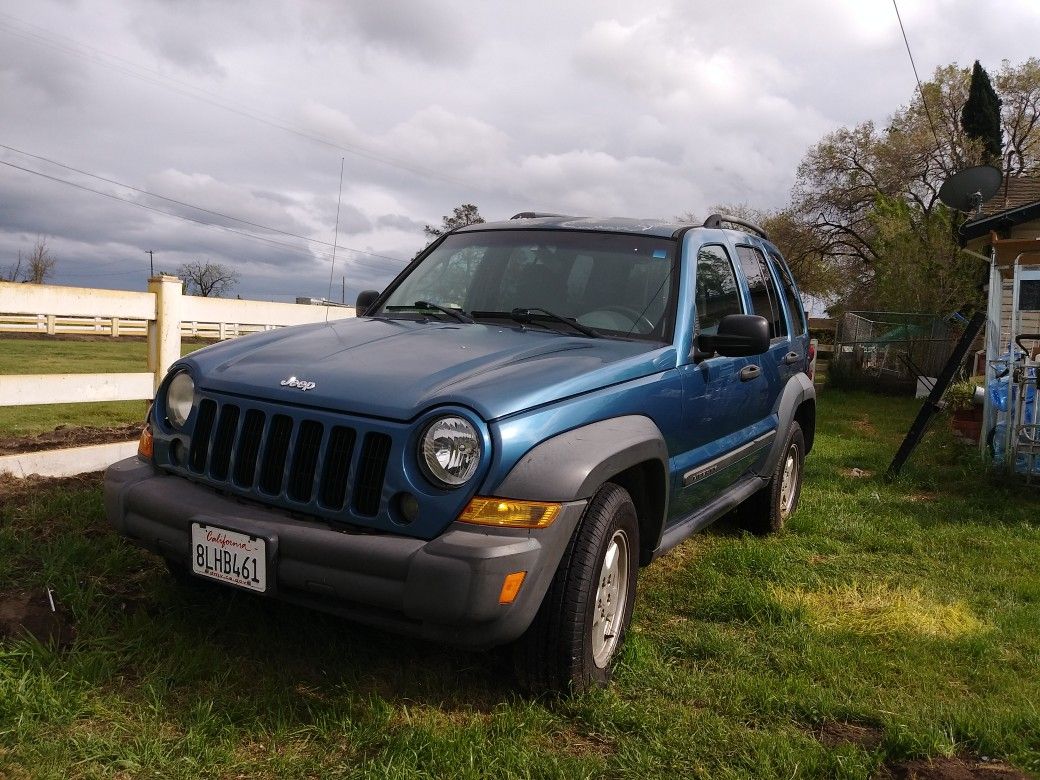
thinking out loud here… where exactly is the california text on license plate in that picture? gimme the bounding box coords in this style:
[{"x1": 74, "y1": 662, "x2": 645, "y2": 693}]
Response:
[{"x1": 191, "y1": 523, "x2": 267, "y2": 592}]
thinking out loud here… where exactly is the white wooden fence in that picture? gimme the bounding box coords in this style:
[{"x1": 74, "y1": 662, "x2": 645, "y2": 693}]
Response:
[{"x1": 0, "y1": 276, "x2": 354, "y2": 478}]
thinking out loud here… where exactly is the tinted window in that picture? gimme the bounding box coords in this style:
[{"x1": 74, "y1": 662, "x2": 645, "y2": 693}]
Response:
[
  {"x1": 771, "y1": 252, "x2": 806, "y2": 336},
  {"x1": 736, "y1": 246, "x2": 787, "y2": 339},
  {"x1": 695, "y1": 245, "x2": 742, "y2": 335}
]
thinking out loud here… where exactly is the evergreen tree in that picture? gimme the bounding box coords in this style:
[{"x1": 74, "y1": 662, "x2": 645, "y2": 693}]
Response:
[{"x1": 961, "y1": 60, "x2": 1003, "y2": 164}]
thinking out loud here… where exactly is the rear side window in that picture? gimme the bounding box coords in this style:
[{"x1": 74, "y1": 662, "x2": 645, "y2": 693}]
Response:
[
  {"x1": 770, "y1": 252, "x2": 806, "y2": 337},
  {"x1": 694, "y1": 245, "x2": 743, "y2": 335},
  {"x1": 736, "y1": 246, "x2": 787, "y2": 339}
]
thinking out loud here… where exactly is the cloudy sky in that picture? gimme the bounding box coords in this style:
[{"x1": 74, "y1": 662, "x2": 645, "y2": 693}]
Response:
[{"x1": 1, "y1": 0, "x2": 1038, "y2": 302}]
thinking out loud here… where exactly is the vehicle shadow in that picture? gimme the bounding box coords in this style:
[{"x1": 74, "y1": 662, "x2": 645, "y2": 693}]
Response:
[{"x1": 109, "y1": 577, "x2": 519, "y2": 727}]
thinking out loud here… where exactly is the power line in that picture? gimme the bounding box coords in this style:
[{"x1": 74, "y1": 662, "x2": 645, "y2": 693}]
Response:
[
  {"x1": 890, "y1": 0, "x2": 944, "y2": 153},
  {"x1": 0, "y1": 157, "x2": 406, "y2": 266},
  {"x1": 0, "y1": 12, "x2": 490, "y2": 194},
  {"x1": 0, "y1": 141, "x2": 374, "y2": 255}
]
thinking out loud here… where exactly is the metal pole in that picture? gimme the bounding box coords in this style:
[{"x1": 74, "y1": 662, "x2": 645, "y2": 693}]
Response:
[{"x1": 886, "y1": 312, "x2": 986, "y2": 480}]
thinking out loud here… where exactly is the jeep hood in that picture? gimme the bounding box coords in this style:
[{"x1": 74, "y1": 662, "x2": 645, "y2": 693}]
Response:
[{"x1": 180, "y1": 317, "x2": 675, "y2": 421}]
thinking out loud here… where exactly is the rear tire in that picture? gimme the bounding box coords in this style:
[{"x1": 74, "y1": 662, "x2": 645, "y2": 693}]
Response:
[
  {"x1": 513, "y1": 482, "x2": 639, "y2": 695},
  {"x1": 739, "y1": 422, "x2": 805, "y2": 535}
]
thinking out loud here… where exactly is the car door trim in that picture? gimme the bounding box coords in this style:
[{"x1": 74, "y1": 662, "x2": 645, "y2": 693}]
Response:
[{"x1": 682, "y1": 430, "x2": 776, "y2": 487}]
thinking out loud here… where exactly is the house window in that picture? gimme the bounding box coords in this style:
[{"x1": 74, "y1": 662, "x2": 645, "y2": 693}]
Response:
[{"x1": 1020, "y1": 280, "x2": 1040, "y2": 311}]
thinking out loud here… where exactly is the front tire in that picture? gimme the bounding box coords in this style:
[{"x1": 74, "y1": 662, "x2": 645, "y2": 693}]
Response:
[{"x1": 513, "y1": 483, "x2": 640, "y2": 694}]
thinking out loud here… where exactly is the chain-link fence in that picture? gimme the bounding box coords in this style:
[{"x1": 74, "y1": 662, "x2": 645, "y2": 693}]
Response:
[{"x1": 829, "y1": 311, "x2": 969, "y2": 394}]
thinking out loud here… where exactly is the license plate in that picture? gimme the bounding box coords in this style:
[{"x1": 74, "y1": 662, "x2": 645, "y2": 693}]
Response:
[{"x1": 191, "y1": 523, "x2": 267, "y2": 592}]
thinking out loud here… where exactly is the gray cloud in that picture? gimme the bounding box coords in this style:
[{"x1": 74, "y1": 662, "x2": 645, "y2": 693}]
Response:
[
  {"x1": 0, "y1": 0, "x2": 1038, "y2": 302},
  {"x1": 376, "y1": 213, "x2": 425, "y2": 232},
  {"x1": 301, "y1": 0, "x2": 477, "y2": 67}
]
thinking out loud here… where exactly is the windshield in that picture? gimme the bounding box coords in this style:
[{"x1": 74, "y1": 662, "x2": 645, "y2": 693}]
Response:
[{"x1": 376, "y1": 230, "x2": 678, "y2": 341}]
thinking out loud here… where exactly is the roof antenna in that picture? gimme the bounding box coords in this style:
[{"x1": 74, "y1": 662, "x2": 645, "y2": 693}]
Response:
[{"x1": 325, "y1": 156, "x2": 345, "y2": 324}]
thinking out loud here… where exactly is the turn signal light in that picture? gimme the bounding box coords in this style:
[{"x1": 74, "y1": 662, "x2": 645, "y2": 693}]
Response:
[
  {"x1": 458, "y1": 497, "x2": 561, "y2": 528},
  {"x1": 499, "y1": 571, "x2": 527, "y2": 604},
  {"x1": 137, "y1": 424, "x2": 154, "y2": 460}
]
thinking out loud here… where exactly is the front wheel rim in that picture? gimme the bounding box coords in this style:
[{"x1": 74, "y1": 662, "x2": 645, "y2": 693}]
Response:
[
  {"x1": 779, "y1": 444, "x2": 799, "y2": 518},
  {"x1": 591, "y1": 529, "x2": 630, "y2": 668}
]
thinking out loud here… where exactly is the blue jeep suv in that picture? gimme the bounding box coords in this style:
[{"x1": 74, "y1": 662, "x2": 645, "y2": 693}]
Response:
[{"x1": 104, "y1": 213, "x2": 815, "y2": 693}]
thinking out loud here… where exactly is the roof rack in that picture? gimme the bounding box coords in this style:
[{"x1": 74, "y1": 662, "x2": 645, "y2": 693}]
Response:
[
  {"x1": 510, "y1": 211, "x2": 569, "y2": 220},
  {"x1": 702, "y1": 213, "x2": 770, "y2": 241}
]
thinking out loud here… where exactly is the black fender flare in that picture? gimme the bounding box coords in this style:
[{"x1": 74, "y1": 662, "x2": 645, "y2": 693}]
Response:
[
  {"x1": 493, "y1": 415, "x2": 669, "y2": 504},
  {"x1": 758, "y1": 372, "x2": 816, "y2": 477}
]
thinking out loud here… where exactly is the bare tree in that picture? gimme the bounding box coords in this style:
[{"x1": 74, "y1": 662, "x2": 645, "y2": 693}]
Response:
[
  {"x1": 1, "y1": 251, "x2": 23, "y2": 283},
  {"x1": 4, "y1": 238, "x2": 56, "y2": 283},
  {"x1": 24, "y1": 236, "x2": 57, "y2": 284},
  {"x1": 177, "y1": 260, "x2": 240, "y2": 297}
]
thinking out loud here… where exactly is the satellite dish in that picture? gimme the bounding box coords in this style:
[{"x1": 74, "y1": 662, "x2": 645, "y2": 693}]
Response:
[{"x1": 938, "y1": 165, "x2": 1002, "y2": 216}]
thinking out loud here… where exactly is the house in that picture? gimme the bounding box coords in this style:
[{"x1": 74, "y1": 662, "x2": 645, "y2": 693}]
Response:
[
  {"x1": 960, "y1": 176, "x2": 1040, "y2": 453},
  {"x1": 961, "y1": 176, "x2": 1040, "y2": 354}
]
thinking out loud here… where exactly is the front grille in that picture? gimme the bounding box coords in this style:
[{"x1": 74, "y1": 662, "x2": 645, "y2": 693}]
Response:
[{"x1": 184, "y1": 398, "x2": 390, "y2": 518}]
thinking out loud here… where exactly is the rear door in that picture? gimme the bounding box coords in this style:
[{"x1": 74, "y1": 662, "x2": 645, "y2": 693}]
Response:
[
  {"x1": 734, "y1": 244, "x2": 790, "y2": 421},
  {"x1": 767, "y1": 249, "x2": 809, "y2": 384}
]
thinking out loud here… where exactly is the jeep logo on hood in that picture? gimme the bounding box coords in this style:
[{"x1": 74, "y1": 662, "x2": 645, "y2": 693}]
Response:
[{"x1": 280, "y1": 376, "x2": 316, "y2": 391}]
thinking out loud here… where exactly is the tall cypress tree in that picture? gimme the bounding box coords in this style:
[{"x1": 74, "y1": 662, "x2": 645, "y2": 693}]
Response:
[{"x1": 961, "y1": 60, "x2": 1003, "y2": 164}]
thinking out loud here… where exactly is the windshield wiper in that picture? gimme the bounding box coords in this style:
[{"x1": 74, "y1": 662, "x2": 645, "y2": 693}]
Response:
[
  {"x1": 509, "y1": 307, "x2": 600, "y2": 338},
  {"x1": 385, "y1": 300, "x2": 474, "y2": 323}
]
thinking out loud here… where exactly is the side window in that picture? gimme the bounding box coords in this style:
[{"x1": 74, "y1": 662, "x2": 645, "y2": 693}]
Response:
[
  {"x1": 770, "y1": 252, "x2": 806, "y2": 337},
  {"x1": 736, "y1": 246, "x2": 787, "y2": 339},
  {"x1": 695, "y1": 245, "x2": 743, "y2": 335}
]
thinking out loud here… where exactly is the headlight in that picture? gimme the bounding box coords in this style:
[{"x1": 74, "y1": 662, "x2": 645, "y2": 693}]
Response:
[
  {"x1": 419, "y1": 416, "x2": 481, "y2": 487},
  {"x1": 166, "y1": 371, "x2": 195, "y2": 428}
]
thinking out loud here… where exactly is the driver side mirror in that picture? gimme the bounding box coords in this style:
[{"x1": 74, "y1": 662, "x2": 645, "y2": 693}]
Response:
[
  {"x1": 355, "y1": 289, "x2": 380, "y2": 316},
  {"x1": 695, "y1": 314, "x2": 769, "y2": 360}
]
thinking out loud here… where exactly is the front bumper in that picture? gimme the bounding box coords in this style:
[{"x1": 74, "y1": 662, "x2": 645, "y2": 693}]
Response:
[{"x1": 104, "y1": 457, "x2": 586, "y2": 648}]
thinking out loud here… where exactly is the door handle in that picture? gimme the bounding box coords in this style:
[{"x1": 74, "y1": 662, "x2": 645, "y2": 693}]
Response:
[
  {"x1": 782, "y1": 351, "x2": 800, "y2": 365},
  {"x1": 739, "y1": 364, "x2": 761, "y2": 382}
]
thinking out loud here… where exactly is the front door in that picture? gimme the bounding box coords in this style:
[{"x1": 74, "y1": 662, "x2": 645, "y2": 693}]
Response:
[{"x1": 672, "y1": 243, "x2": 772, "y2": 520}]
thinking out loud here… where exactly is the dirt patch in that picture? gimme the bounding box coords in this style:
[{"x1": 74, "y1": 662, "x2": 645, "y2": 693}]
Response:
[
  {"x1": 853, "y1": 416, "x2": 878, "y2": 435},
  {"x1": 816, "y1": 721, "x2": 884, "y2": 750},
  {"x1": 0, "y1": 589, "x2": 76, "y2": 648},
  {"x1": 550, "y1": 727, "x2": 616, "y2": 759},
  {"x1": 840, "y1": 467, "x2": 875, "y2": 479},
  {"x1": 0, "y1": 472, "x2": 103, "y2": 504},
  {"x1": 0, "y1": 422, "x2": 143, "y2": 456},
  {"x1": 906, "y1": 492, "x2": 938, "y2": 503},
  {"x1": 882, "y1": 755, "x2": 1028, "y2": 779}
]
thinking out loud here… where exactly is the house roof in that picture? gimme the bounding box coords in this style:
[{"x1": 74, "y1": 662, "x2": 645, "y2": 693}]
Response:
[
  {"x1": 961, "y1": 175, "x2": 1040, "y2": 242},
  {"x1": 978, "y1": 176, "x2": 1040, "y2": 217}
]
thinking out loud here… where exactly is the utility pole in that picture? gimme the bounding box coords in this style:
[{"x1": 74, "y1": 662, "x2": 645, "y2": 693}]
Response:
[
  {"x1": 341, "y1": 276, "x2": 345, "y2": 304},
  {"x1": 145, "y1": 250, "x2": 155, "y2": 277}
]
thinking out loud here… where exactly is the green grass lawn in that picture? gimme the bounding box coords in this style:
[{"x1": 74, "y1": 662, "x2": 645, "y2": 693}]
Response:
[
  {"x1": 1, "y1": 390, "x2": 1038, "y2": 779},
  {"x1": 0, "y1": 337, "x2": 206, "y2": 438}
]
